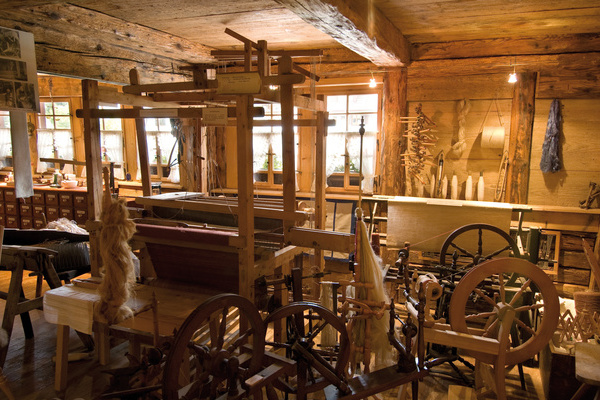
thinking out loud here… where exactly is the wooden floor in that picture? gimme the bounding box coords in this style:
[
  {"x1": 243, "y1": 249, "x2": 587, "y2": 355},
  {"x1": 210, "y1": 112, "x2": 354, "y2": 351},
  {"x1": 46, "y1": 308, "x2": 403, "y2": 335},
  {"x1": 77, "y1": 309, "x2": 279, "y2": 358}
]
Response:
[{"x1": 0, "y1": 271, "x2": 549, "y2": 400}]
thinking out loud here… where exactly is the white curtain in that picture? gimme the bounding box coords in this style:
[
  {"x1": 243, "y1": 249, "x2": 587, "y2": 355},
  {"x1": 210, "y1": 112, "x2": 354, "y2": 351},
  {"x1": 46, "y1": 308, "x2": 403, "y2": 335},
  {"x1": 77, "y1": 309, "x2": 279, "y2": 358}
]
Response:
[{"x1": 326, "y1": 131, "x2": 376, "y2": 192}]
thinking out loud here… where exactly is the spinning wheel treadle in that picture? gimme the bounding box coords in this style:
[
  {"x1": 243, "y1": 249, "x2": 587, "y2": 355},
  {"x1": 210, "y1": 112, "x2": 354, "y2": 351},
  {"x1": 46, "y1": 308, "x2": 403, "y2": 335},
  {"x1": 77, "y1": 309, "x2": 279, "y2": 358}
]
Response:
[
  {"x1": 162, "y1": 293, "x2": 265, "y2": 400},
  {"x1": 449, "y1": 257, "x2": 560, "y2": 366},
  {"x1": 439, "y1": 223, "x2": 520, "y2": 269},
  {"x1": 263, "y1": 302, "x2": 351, "y2": 396}
]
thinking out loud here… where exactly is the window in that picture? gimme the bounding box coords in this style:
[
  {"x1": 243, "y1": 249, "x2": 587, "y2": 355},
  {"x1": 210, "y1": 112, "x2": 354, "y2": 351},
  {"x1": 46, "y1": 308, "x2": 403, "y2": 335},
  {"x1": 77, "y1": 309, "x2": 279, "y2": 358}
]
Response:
[
  {"x1": 99, "y1": 104, "x2": 125, "y2": 179},
  {"x1": 37, "y1": 100, "x2": 74, "y2": 170},
  {"x1": 0, "y1": 111, "x2": 11, "y2": 167},
  {"x1": 252, "y1": 103, "x2": 298, "y2": 187},
  {"x1": 144, "y1": 117, "x2": 179, "y2": 181},
  {"x1": 326, "y1": 93, "x2": 379, "y2": 192}
]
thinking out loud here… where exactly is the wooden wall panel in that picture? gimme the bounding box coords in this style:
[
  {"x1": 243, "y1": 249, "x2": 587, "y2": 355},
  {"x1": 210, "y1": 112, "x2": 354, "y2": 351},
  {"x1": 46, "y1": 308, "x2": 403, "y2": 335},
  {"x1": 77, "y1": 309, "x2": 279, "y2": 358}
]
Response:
[
  {"x1": 528, "y1": 99, "x2": 600, "y2": 207},
  {"x1": 407, "y1": 100, "x2": 510, "y2": 201}
]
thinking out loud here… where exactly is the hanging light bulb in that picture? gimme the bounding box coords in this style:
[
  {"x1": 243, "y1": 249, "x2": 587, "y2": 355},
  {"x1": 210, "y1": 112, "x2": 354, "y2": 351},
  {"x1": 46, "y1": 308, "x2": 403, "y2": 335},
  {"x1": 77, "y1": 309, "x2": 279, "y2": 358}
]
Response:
[
  {"x1": 508, "y1": 61, "x2": 517, "y2": 83},
  {"x1": 369, "y1": 70, "x2": 377, "y2": 88}
]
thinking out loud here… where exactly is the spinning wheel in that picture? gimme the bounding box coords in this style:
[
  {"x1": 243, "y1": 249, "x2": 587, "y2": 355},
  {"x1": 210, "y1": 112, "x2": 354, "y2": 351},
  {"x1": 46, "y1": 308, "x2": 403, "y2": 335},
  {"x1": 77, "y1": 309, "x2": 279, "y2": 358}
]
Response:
[
  {"x1": 163, "y1": 294, "x2": 266, "y2": 400},
  {"x1": 439, "y1": 223, "x2": 520, "y2": 269},
  {"x1": 263, "y1": 302, "x2": 351, "y2": 398},
  {"x1": 449, "y1": 257, "x2": 560, "y2": 366}
]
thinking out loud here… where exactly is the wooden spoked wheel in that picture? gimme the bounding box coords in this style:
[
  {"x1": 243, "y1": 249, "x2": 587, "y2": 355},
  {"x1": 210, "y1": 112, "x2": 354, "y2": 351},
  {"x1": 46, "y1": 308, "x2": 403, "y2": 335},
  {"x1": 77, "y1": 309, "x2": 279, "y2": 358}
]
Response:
[
  {"x1": 439, "y1": 223, "x2": 520, "y2": 269},
  {"x1": 263, "y1": 302, "x2": 350, "y2": 397},
  {"x1": 449, "y1": 258, "x2": 560, "y2": 366},
  {"x1": 163, "y1": 293, "x2": 266, "y2": 400}
]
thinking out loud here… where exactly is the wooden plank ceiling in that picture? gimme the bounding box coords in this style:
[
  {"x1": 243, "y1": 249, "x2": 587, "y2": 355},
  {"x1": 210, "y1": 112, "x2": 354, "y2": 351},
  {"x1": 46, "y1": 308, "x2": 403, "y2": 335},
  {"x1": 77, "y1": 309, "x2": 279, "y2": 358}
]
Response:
[{"x1": 0, "y1": 0, "x2": 599, "y2": 84}]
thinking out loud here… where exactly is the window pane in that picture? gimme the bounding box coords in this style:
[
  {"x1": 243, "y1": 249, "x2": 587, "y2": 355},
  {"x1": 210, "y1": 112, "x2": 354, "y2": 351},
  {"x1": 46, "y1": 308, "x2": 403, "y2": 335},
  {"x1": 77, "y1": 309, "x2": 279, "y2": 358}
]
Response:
[
  {"x1": 158, "y1": 118, "x2": 171, "y2": 132},
  {"x1": 54, "y1": 130, "x2": 74, "y2": 160},
  {"x1": 102, "y1": 118, "x2": 121, "y2": 131},
  {"x1": 158, "y1": 132, "x2": 176, "y2": 164},
  {"x1": 0, "y1": 113, "x2": 9, "y2": 129},
  {"x1": 271, "y1": 134, "x2": 282, "y2": 171},
  {"x1": 54, "y1": 116, "x2": 71, "y2": 129},
  {"x1": 348, "y1": 113, "x2": 377, "y2": 133},
  {"x1": 144, "y1": 118, "x2": 158, "y2": 131},
  {"x1": 53, "y1": 102, "x2": 70, "y2": 115},
  {"x1": 348, "y1": 94, "x2": 378, "y2": 113},
  {"x1": 326, "y1": 95, "x2": 346, "y2": 114},
  {"x1": 328, "y1": 114, "x2": 347, "y2": 133},
  {"x1": 253, "y1": 133, "x2": 270, "y2": 172},
  {"x1": 42, "y1": 102, "x2": 53, "y2": 115}
]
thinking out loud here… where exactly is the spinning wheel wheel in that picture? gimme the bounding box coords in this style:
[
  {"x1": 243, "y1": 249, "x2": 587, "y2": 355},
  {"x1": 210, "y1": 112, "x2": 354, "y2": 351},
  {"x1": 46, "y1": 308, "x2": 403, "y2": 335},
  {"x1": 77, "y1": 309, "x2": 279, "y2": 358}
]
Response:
[
  {"x1": 263, "y1": 302, "x2": 350, "y2": 398},
  {"x1": 163, "y1": 294, "x2": 266, "y2": 400},
  {"x1": 449, "y1": 257, "x2": 560, "y2": 366},
  {"x1": 439, "y1": 223, "x2": 520, "y2": 269}
]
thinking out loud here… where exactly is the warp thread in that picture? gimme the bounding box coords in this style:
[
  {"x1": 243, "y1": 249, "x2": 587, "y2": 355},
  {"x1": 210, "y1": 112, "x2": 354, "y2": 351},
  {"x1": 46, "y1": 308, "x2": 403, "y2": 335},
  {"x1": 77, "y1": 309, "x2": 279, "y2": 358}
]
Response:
[{"x1": 540, "y1": 99, "x2": 562, "y2": 173}]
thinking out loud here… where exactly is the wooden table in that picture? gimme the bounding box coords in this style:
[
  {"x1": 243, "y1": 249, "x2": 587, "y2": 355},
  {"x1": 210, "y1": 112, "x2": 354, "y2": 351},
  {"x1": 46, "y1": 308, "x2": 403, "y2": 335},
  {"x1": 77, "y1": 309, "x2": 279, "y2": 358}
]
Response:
[
  {"x1": 572, "y1": 342, "x2": 600, "y2": 400},
  {"x1": 43, "y1": 282, "x2": 218, "y2": 392}
]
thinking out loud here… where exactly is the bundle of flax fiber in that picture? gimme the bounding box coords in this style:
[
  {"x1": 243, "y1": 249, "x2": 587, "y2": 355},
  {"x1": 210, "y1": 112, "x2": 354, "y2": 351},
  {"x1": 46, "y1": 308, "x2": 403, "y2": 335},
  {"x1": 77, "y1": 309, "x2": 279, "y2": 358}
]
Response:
[{"x1": 94, "y1": 169, "x2": 136, "y2": 324}]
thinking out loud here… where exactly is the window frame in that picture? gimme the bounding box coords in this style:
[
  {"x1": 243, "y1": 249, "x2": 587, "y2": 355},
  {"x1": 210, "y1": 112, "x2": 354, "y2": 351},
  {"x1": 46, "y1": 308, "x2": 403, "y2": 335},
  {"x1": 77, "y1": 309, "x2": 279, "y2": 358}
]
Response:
[
  {"x1": 323, "y1": 89, "x2": 381, "y2": 194},
  {"x1": 144, "y1": 117, "x2": 178, "y2": 182},
  {"x1": 252, "y1": 102, "x2": 299, "y2": 189},
  {"x1": 36, "y1": 97, "x2": 75, "y2": 170}
]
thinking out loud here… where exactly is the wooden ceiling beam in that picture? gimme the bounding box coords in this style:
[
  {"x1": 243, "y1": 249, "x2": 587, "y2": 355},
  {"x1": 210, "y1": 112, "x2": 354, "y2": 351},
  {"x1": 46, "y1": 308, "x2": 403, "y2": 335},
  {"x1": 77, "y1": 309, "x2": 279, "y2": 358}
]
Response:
[
  {"x1": 275, "y1": 0, "x2": 410, "y2": 67},
  {"x1": 0, "y1": 3, "x2": 215, "y2": 83},
  {"x1": 413, "y1": 33, "x2": 600, "y2": 61}
]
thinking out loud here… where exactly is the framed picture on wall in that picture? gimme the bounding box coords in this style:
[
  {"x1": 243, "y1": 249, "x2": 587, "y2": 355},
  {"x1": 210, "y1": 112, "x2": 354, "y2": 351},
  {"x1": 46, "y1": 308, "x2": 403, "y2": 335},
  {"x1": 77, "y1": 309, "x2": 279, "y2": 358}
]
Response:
[{"x1": 0, "y1": 26, "x2": 39, "y2": 112}]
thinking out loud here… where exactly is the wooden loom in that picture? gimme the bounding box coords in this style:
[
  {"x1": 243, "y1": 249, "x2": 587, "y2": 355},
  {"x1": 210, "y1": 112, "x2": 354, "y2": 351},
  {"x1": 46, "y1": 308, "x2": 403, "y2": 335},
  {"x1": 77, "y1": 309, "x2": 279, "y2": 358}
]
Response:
[{"x1": 77, "y1": 28, "x2": 354, "y2": 301}]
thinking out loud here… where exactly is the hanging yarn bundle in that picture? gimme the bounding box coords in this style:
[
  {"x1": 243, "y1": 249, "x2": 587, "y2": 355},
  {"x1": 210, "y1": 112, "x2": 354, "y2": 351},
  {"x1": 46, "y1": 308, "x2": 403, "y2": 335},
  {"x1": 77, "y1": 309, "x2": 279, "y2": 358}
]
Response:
[
  {"x1": 540, "y1": 99, "x2": 562, "y2": 173},
  {"x1": 94, "y1": 168, "x2": 136, "y2": 324},
  {"x1": 449, "y1": 98, "x2": 470, "y2": 158},
  {"x1": 352, "y1": 217, "x2": 392, "y2": 369}
]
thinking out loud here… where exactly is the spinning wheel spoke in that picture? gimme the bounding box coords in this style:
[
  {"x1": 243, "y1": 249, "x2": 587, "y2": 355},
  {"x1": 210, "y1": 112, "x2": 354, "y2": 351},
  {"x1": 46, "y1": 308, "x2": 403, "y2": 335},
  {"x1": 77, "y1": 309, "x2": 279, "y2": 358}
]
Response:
[
  {"x1": 473, "y1": 288, "x2": 498, "y2": 309},
  {"x1": 216, "y1": 307, "x2": 229, "y2": 350},
  {"x1": 465, "y1": 311, "x2": 497, "y2": 321},
  {"x1": 498, "y1": 273, "x2": 506, "y2": 304},
  {"x1": 508, "y1": 279, "x2": 532, "y2": 307},
  {"x1": 513, "y1": 303, "x2": 543, "y2": 313},
  {"x1": 307, "y1": 319, "x2": 329, "y2": 342},
  {"x1": 482, "y1": 317, "x2": 500, "y2": 338},
  {"x1": 482, "y1": 245, "x2": 513, "y2": 260},
  {"x1": 226, "y1": 327, "x2": 254, "y2": 353},
  {"x1": 514, "y1": 318, "x2": 537, "y2": 336},
  {"x1": 477, "y1": 228, "x2": 484, "y2": 255},
  {"x1": 449, "y1": 242, "x2": 475, "y2": 259}
]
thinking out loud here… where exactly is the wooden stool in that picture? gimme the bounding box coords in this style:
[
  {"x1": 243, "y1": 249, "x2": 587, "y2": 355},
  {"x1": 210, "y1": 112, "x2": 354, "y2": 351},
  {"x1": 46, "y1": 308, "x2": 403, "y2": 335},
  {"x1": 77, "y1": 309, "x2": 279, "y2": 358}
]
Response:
[{"x1": 0, "y1": 244, "x2": 63, "y2": 367}]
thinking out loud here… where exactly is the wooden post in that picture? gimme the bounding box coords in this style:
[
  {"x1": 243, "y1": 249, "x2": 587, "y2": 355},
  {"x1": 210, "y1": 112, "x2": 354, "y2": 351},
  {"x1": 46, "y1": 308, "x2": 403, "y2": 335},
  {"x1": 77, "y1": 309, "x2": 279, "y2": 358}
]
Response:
[
  {"x1": 236, "y1": 94, "x2": 254, "y2": 301},
  {"x1": 129, "y1": 69, "x2": 152, "y2": 197},
  {"x1": 315, "y1": 107, "x2": 327, "y2": 272},
  {"x1": 506, "y1": 72, "x2": 537, "y2": 204},
  {"x1": 380, "y1": 69, "x2": 407, "y2": 196},
  {"x1": 280, "y1": 55, "x2": 296, "y2": 241},
  {"x1": 81, "y1": 79, "x2": 104, "y2": 277}
]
